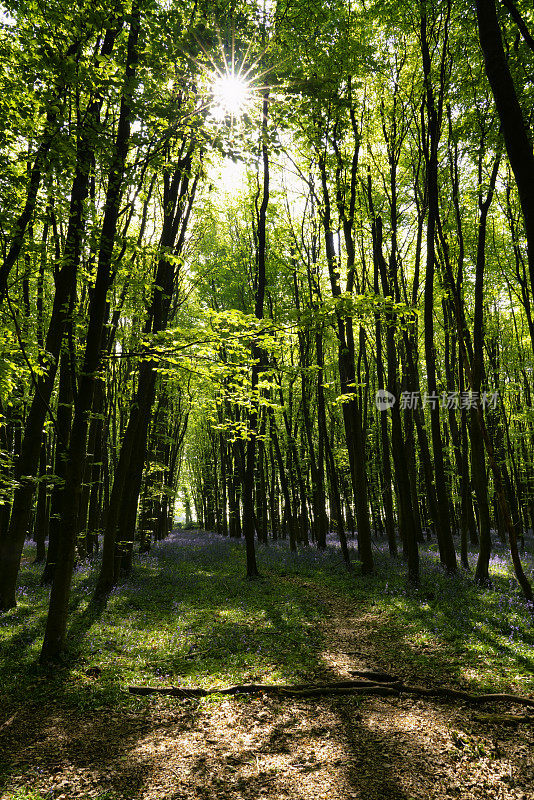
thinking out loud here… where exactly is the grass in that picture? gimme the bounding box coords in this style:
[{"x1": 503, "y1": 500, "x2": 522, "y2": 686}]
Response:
[{"x1": 1, "y1": 528, "x2": 533, "y2": 720}]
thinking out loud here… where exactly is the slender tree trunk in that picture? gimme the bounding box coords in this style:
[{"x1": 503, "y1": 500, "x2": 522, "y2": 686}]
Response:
[
  {"x1": 33, "y1": 433, "x2": 49, "y2": 563},
  {"x1": 268, "y1": 410, "x2": 296, "y2": 551},
  {"x1": 420, "y1": 6, "x2": 457, "y2": 573},
  {"x1": 242, "y1": 90, "x2": 270, "y2": 577},
  {"x1": 471, "y1": 149, "x2": 500, "y2": 582},
  {"x1": 376, "y1": 325, "x2": 397, "y2": 556}
]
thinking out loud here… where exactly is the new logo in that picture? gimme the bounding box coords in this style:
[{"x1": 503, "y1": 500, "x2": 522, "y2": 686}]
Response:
[{"x1": 375, "y1": 389, "x2": 396, "y2": 411}]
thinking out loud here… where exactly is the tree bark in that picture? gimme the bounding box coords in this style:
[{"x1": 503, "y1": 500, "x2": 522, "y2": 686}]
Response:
[
  {"x1": 420, "y1": 4, "x2": 457, "y2": 572},
  {"x1": 475, "y1": 0, "x2": 534, "y2": 308}
]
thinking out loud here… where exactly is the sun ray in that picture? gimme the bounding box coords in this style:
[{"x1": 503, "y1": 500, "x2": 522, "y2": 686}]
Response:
[
  {"x1": 215, "y1": 28, "x2": 230, "y2": 76},
  {"x1": 231, "y1": 28, "x2": 235, "y2": 77}
]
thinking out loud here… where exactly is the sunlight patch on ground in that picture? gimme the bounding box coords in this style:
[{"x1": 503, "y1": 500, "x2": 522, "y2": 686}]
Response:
[{"x1": 462, "y1": 667, "x2": 483, "y2": 683}]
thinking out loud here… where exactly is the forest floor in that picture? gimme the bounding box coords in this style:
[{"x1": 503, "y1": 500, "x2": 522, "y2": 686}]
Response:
[{"x1": 1, "y1": 529, "x2": 534, "y2": 800}]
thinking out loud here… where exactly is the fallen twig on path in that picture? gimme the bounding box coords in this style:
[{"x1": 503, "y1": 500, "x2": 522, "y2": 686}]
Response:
[
  {"x1": 348, "y1": 671, "x2": 534, "y2": 708},
  {"x1": 127, "y1": 674, "x2": 534, "y2": 709},
  {"x1": 128, "y1": 679, "x2": 401, "y2": 699}
]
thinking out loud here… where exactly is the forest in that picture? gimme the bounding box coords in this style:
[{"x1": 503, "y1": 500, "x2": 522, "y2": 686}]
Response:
[{"x1": 0, "y1": 0, "x2": 533, "y2": 798}]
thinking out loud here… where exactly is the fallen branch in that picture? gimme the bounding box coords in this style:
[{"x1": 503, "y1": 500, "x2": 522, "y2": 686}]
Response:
[
  {"x1": 398, "y1": 684, "x2": 534, "y2": 708},
  {"x1": 347, "y1": 671, "x2": 534, "y2": 708},
  {"x1": 128, "y1": 675, "x2": 534, "y2": 709},
  {"x1": 128, "y1": 679, "x2": 402, "y2": 699}
]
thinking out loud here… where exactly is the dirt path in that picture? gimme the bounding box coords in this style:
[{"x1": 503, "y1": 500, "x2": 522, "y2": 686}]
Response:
[{"x1": 1, "y1": 539, "x2": 533, "y2": 800}]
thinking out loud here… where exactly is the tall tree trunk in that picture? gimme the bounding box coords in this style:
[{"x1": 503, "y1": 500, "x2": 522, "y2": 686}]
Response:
[
  {"x1": 242, "y1": 90, "x2": 270, "y2": 577},
  {"x1": 471, "y1": 149, "x2": 501, "y2": 582},
  {"x1": 475, "y1": 0, "x2": 534, "y2": 307},
  {"x1": 420, "y1": 5, "x2": 457, "y2": 573}
]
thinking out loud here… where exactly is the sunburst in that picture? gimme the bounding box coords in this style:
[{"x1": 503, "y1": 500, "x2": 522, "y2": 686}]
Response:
[
  {"x1": 185, "y1": 25, "x2": 277, "y2": 135},
  {"x1": 211, "y1": 70, "x2": 251, "y2": 121}
]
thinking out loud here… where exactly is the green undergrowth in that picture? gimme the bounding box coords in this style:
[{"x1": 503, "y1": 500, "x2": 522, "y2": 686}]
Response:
[{"x1": 0, "y1": 531, "x2": 533, "y2": 721}]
